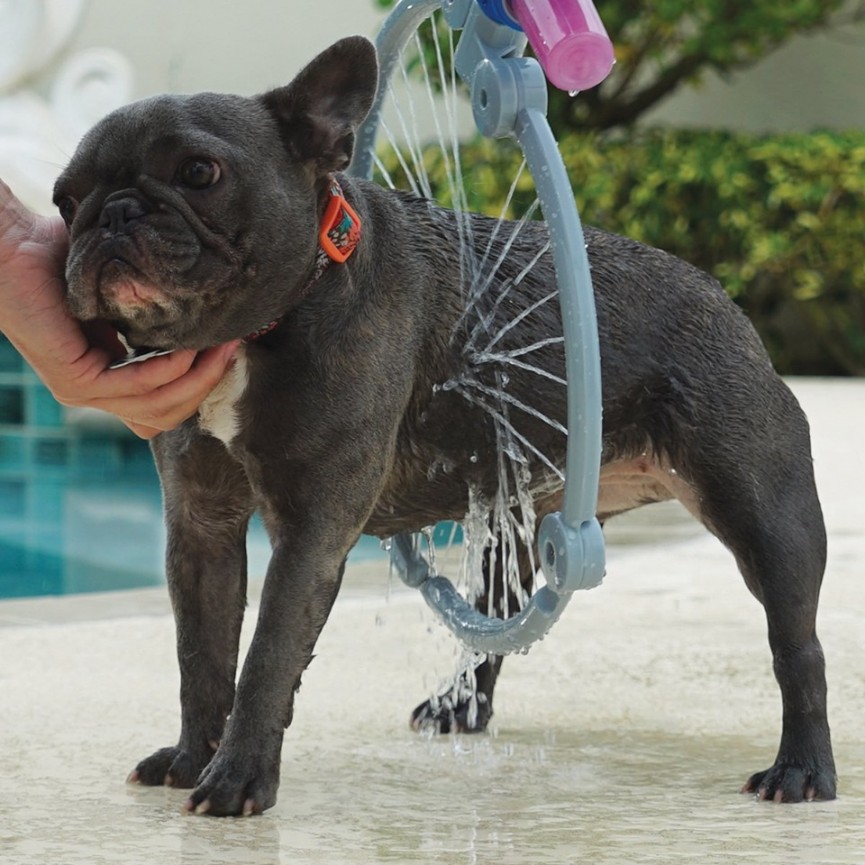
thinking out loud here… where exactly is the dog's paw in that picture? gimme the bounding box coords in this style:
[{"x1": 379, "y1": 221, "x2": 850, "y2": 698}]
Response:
[
  {"x1": 183, "y1": 750, "x2": 280, "y2": 817},
  {"x1": 410, "y1": 690, "x2": 492, "y2": 735},
  {"x1": 741, "y1": 762, "x2": 837, "y2": 803},
  {"x1": 128, "y1": 745, "x2": 213, "y2": 789}
]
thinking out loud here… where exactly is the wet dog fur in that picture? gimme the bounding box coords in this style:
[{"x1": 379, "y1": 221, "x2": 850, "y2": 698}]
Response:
[{"x1": 54, "y1": 36, "x2": 836, "y2": 814}]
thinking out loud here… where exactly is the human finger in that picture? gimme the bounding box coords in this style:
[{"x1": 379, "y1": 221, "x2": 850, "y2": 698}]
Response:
[
  {"x1": 96, "y1": 341, "x2": 239, "y2": 433},
  {"x1": 121, "y1": 419, "x2": 163, "y2": 440},
  {"x1": 57, "y1": 347, "x2": 200, "y2": 405}
]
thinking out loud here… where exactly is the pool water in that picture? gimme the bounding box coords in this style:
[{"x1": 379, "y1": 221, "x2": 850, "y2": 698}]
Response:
[
  {"x1": 0, "y1": 460, "x2": 398, "y2": 600},
  {"x1": 0, "y1": 337, "x2": 396, "y2": 600}
]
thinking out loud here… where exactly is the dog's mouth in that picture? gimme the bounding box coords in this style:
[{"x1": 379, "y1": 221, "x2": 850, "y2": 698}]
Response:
[
  {"x1": 81, "y1": 254, "x2": 183, "y2": 350},
  {"x1": 97, "y1": 256, "x2": 172, "y2": 314},
  {"x1": 66, "y1": 217, "x2": 246, "y2": 350}
]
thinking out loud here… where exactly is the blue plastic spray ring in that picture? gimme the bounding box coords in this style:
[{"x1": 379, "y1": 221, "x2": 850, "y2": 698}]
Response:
[{"x1": 350, "y1": 0, "x2": 606, "y2": 656}]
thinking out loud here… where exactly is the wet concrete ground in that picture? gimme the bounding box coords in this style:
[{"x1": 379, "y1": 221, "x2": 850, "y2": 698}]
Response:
[{"x1": 1, "y1": 379, "x2": 863, "y2": 864}]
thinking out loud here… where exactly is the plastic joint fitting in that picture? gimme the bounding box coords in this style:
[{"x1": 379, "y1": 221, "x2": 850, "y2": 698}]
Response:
[
  {"x1": 471, "y1": 56, "x2": 547, "y2": 138},
  {"x1": 538, "y1": 512, "x2": 606, "y2": 593}
]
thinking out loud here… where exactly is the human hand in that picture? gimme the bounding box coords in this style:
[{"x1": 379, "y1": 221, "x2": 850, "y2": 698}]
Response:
[{"x1": 0, "y1": 178, "x2": 237, "y2": 439}]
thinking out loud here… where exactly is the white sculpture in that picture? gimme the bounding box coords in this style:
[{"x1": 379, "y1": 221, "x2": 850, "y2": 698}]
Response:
[{"x1": 0, "y1": 0, "x2": 133, "y2": 214}]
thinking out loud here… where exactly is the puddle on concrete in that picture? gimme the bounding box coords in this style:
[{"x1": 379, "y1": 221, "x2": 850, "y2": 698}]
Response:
[
  {"x1": 4, "y1": 574, "x2": 864, "y2": 865},
  {"x1": 8, "y1": 726, "x2": 862, "y2": 865},
  {"x1": 267, "y1": 730, "x2": 865, "y2": 865}
]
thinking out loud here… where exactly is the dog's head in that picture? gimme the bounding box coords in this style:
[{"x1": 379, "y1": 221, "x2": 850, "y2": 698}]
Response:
[{"x1": 54, "y1": 36, "x2": 378, "y2": 349}]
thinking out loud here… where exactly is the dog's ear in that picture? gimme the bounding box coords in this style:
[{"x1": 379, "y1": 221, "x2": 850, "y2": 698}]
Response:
[{"x1": 261, "y1": 36, "x2": 378, "y2": 176}]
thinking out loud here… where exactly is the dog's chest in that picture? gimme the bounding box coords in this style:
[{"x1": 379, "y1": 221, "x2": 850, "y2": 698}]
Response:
[{"x1": 198, "y1": 348, "x2": 249, "y2": 445}]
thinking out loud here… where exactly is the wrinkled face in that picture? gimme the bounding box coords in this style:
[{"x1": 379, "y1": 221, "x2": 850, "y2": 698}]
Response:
[{"x1": 54, "y1": 94, "x2": 319, "y2": 350}]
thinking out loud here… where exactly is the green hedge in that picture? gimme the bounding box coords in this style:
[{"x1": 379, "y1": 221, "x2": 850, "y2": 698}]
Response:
[{"x1": 393, "y1": 129, "x2": 865, "y2": 375}]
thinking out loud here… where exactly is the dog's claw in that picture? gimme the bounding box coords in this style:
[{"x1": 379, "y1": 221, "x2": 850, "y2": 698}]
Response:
[
  {"x1": 132, "y1": 745, "x2": 212, "y2": 789},
  {"x1": 182, "y1": 745, "x2": 280, "y2": 816},
  {"x1": 742, "y1": 762, "x2": 836, "y2": 803}
]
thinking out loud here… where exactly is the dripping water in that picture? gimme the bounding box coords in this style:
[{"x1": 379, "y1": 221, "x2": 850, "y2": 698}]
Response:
[{"x1": 376, "y1": 11, "x2": 568, "y2": 654}]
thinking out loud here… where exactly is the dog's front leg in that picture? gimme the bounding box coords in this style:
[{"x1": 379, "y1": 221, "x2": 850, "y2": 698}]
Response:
[
  {"x1": 185, "y1": 539, "x2": 349, "y2": 816},
  {"x1": 131, "y1": 430, "x2": 255, "y2": 790},
  {"x1": 183, "y1": 440, "x2": 387, "y2": 817}
]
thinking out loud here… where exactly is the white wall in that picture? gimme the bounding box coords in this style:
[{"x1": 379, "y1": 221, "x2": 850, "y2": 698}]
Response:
[
  {"x1": 72, "y1": 0, "x2": 387, "y2": 98},
  {"x1": 644, "y1": 18, "x2": 865, "y2": 133}
]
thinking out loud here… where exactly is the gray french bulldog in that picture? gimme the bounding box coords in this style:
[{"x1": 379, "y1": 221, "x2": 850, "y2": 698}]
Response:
[{"x1": 53, "y1": 36, "x2": 835, "y2": 815}]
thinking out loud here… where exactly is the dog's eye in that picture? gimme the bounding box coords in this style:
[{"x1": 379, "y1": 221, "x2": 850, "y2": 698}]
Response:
[
  {"x1": 177, "y1": 158, "x2": 221, "y2": 190},
  {"x1": 56, "y1": 196, "x2": 78, "y2": 227}
]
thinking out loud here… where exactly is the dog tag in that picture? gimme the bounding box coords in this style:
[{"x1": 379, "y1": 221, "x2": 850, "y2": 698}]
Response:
[{"x1": 109, "y1": 347, "x2": 173, "y2": 369}]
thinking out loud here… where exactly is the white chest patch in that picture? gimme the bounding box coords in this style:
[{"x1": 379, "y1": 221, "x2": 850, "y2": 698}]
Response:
[{"x1": 198, "y1": 347, "x2": 249, "y2": 445}]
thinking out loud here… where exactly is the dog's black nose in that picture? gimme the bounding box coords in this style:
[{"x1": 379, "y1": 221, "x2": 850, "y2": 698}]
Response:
[{"x1": 99, "y1": 195, "x2": 148, "y2": 235}]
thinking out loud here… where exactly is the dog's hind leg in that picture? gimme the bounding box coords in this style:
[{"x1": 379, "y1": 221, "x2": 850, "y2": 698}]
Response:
[
  {"x1": 677, "y1": 387, "x2": 836, "y2": 802},
  {"x1": 409, "y1": 521, "x2": 536, "y2": 734},
  {"x1": 130, "y1": 430, "x2": 255, "y2": 790}
]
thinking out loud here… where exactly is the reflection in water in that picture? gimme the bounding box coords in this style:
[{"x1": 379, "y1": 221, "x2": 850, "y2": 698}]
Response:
[{"x1": 270, "y1": 728, "x2": 865, "y2": 865}]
